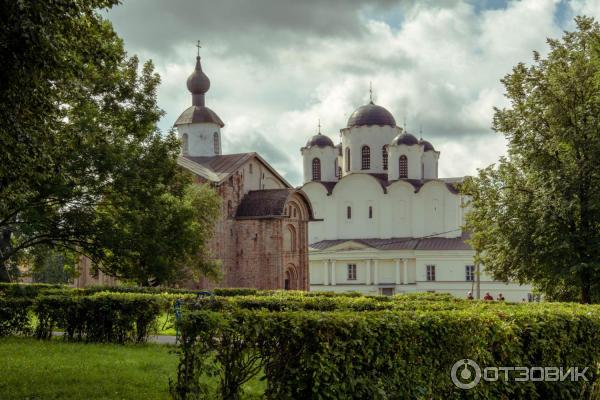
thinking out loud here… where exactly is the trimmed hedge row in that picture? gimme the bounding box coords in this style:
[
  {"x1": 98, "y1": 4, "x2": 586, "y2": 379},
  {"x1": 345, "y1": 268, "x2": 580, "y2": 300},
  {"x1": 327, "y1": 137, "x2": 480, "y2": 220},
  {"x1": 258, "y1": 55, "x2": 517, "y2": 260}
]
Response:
[
  {"x1": 172, "y1": 306, "x2": 600, "y2": 399},
  {"x1": 0, "y1": 297, "x2": 32, "y2": 336},
  {"x1": 0, "y1": 283, "x2": 459, "y2": 300},
  {"x1": 34, "y1": 293, "x2": 163, "y2": 343},
  {"x1": 0, "y1": 293, "x2": 163, "y2": 343}
]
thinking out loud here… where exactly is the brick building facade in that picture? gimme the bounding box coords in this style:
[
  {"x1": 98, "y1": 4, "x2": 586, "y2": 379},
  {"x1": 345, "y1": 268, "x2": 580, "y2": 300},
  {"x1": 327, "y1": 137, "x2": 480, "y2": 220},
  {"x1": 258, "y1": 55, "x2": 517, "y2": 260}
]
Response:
[{"x1": 175, "y1": 54, "x2": 314, "y2": 290}]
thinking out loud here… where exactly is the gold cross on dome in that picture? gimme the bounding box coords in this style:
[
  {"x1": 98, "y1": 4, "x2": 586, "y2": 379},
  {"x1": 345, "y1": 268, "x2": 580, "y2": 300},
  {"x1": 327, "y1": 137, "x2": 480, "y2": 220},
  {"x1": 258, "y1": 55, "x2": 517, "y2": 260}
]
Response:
[{"x1": 196, "y1": 40, "x2": 202, "y2": 57}]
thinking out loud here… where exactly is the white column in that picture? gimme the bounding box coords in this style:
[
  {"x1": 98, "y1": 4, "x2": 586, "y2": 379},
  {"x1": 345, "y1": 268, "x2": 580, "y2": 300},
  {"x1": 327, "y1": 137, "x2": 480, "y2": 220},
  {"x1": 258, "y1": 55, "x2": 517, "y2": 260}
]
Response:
[
  {"x1": 395, "y1": 259, "x2": 401, "y2": 285},
  {"x1": 402, "y1": 259, "x2": 408, "y2": 284},
  {"x1": 323, "y1": 260, "x2": 329, "y2": 286},
  {"x1": 373, "y1": 259, "x2": 379, "y2": 285},
  {"x1": 366, "y1": 260, "x2": 371, "y2": 286},
  {"x1": 330, "y1": 260, "x2": 336, "y2": 286}
]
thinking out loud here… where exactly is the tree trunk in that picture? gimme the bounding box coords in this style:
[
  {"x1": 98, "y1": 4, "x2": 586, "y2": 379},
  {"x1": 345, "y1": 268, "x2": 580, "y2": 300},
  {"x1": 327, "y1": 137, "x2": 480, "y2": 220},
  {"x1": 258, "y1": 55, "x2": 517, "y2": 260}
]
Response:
[{"x1": 581, "y1": 271, "x2": 591, "y2": 304}]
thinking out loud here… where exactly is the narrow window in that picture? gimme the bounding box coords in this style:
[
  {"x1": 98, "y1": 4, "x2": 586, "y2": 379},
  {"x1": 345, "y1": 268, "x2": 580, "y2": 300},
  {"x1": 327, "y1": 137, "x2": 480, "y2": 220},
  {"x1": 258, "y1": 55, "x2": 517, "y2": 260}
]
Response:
[
  {"x1": 465, "y1": 265, "x2": 475, "y2": 281},
  {"x1": 334, "y1": 158, "x2": 338, "y2": 177},
  {"x1": 426, "y1": 265, "x2": 436, "y2": 281},
  {"x1": 347, "y1": 264, "x2": 357, "y2": 280},
  {"x1": 361, "y1": 146, "x2": 370, "y2": 170},
  {"x1": 368, "y1": 206, "x2": 373, "y2": 219},
  {"x1": 338, "y1": 167, "x2": 342, "y2": 178},
  {"x1": 182, "y1": 133, "x2": 189, "y2": 155},
  {"x1": 312, "y1": 158, "x2": 321, "y2": 181},
  {"x1": 382, "y1": 145, "x2": 388, "y2": 170},
  {"x1": 399, "y1": 155, "x2": 408, "y2": 178},
  {"x1": 213, "y1": 132, "x2": 220, "y2": 154},
  {"x1": 249, "y1": 163, "x2": 253, "y2": 174},
  {"x1": 347, "y1": 206, "x2": 352, "y2": 220},
  {"x1": 345, "y1": 148, "x2": 351, "y2": 171}
]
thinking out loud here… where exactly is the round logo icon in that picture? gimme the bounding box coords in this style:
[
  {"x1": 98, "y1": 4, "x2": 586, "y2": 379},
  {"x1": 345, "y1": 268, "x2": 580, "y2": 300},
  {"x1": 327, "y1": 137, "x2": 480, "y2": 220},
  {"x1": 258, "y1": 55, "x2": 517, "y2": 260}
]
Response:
[{"x1": 451, "y1": 359, "x2": 482, "y2": 389}]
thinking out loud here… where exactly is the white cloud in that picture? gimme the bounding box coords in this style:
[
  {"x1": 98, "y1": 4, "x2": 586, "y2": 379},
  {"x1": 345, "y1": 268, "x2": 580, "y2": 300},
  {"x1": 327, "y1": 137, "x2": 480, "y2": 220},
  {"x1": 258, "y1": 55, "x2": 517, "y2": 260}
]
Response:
[{"x1": 107, "y1": 0, "x2": 600, "y2": 186}]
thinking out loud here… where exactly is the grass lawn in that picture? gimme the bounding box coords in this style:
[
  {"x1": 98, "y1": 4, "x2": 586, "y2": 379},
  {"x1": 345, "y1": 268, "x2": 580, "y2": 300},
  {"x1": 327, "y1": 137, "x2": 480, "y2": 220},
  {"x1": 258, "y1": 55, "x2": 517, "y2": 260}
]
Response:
[{"x1": 0, "y1": 337, "x2": 178, "y2": 399}]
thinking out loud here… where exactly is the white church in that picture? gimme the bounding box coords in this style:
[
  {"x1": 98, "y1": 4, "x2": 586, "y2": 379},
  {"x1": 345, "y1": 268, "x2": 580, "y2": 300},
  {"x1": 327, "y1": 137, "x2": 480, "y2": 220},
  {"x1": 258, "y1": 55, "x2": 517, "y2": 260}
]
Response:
[{"x1": 300, "y1": 97, "x2": 533, "y2": 301}]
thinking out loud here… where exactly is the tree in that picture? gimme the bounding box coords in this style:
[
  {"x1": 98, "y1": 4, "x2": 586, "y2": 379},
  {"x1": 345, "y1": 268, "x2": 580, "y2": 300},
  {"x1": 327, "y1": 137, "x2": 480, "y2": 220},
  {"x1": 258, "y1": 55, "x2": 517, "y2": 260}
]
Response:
[
  {"x1": 462, "y1": 17, "x2": 600, "y2": 303},
  {"x1": 0, "y1": 0, "x2": 221, "y2": 285},
  {"x1": 29, "y1": 247, "x2": 80, "y2": 284}
]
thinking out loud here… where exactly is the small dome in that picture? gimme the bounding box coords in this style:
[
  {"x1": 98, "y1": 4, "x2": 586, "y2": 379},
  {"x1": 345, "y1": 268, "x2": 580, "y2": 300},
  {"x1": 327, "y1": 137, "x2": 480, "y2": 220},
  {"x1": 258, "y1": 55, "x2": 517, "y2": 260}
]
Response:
[
  {"x1": 187, "y1": 57, "x2": 210, "y2": 95},
  {"x1": 391, "y1": 132, "x2": 419, "y2": 146},
  {"x1": 420, "y1": 139, "x2": 435, "y2": 151},
  {"x1": 347, "y1": 102, "x2": 396, "y2": 128},
  {"x1": 305, "y1": 133, "x2": 334, "y2": 148}
]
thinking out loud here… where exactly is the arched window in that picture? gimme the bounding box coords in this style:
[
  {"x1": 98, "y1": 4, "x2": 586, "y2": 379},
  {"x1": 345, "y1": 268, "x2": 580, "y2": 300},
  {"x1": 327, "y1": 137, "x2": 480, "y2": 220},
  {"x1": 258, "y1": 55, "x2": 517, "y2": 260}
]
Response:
[
  {"x1": 382, "y1": 145, "x2": 388, "y2": 170},
  {"x1": 368, "y1": 206, "x2": 373, "y2": 219},
  {"x1": 312, "y1": 158, "x2": 321, "y2": 181},
  {"x1": 347, "y1": 206, "x2": 352, "y2": 219},
  {"x1": 284, "y1": 225, "x2": 296, "y2": 252},
  {"x1": 213, "y1": 132, "x2": 220, "y2": 154},
  {"x1": 338, "y1": 167, "x2": 342, "y2": 179},
  {"x1": 361, "y1": 146, "x2": 370, "y2": 170},
  {"x1": 399, "y1": 155, "x2": 408, "y2": 178},
  {"x1": 182, "y1": 133, "x2": 189, "y2": 155},
  {"x1": 345, "y1": 148, "x2": 351, "y2": 172},
  {"x1": 334, "y1": 158, "x2": 338, "y2": 177}
]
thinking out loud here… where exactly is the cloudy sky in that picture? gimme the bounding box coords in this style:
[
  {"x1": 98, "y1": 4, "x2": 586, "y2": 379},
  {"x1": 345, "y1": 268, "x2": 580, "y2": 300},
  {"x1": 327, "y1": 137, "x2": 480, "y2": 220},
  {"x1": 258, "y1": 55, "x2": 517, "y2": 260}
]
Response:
[{"x1": 106, "y1": 0, "x2": 600, "y2": 186}]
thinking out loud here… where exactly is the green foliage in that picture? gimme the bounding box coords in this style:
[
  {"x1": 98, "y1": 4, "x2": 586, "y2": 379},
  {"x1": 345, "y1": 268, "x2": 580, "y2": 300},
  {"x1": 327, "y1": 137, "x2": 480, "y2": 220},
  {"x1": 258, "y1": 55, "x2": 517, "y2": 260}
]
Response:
[
  {"x1": 0, "y1": 0, "x2": 221, "y2": 286},
  {"x1": 30, "y1": 246, "x2": 80, "y2": 284},
  {"x1": 34, "y1": 293, "x2": 162, "y2": 343},
  {"x1": 0, "y1": 297, "x2": 32, "y2": 336},
  {"x1": 174, "y1": 303, "x2": 600, "y2": 400},
  {"x1": 461, "y1": 16, "x2": 600, "y2": 303}
]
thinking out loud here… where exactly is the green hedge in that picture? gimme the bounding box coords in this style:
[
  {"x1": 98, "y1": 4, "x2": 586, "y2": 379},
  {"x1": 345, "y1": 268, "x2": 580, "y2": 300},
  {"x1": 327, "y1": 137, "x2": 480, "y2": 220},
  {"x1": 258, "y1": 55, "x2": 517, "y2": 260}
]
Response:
[
  {"x1": 33, "y1": 293, "x2": 162, "y2": 343},
  {"x1": 0, "y1": 297, "x2": 32, "y2": 336},
  {"x1": 172, "y1": 306, "x2": 600, "y2": 400}
]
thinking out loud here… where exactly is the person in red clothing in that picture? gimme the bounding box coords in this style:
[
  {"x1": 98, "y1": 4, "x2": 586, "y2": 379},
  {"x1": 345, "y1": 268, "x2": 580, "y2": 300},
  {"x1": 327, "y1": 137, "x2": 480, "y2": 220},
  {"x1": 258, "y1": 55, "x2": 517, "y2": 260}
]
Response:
[{"x1": 483, "y1": 292, "x2": 494, "y2": 301}]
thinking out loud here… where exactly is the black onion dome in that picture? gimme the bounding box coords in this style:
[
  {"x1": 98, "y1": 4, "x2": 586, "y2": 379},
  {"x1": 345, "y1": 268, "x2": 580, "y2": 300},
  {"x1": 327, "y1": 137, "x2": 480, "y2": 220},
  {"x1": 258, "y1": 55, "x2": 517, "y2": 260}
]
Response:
[
  {"x1": 392, "y1": 132, "x2": 419, "y2": 146},
  {"x1": 420, "y1": 139, "x2": 435, "y2": 151},
  {"x1": 347, "y1": 102, "x2": 396, "y2": 128},
  {"x1": 187, "y1": 56, "x2": 210, "y2": 94},
  {"x1": 305, "y1": 134, "x2": 334, "y2": 148}
]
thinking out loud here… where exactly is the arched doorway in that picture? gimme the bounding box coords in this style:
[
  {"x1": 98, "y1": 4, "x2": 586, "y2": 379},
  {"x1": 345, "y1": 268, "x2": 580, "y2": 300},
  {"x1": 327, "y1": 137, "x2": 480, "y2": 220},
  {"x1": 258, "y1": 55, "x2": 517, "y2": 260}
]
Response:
[{"x1": 284, "y1": 264, "x2": 298, "y2": 290}]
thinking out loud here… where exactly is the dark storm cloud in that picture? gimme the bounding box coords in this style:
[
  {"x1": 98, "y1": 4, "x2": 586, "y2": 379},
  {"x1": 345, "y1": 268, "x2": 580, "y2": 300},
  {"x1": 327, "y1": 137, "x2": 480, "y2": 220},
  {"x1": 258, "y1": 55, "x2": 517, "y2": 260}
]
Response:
[{"x1": 106, "y1": 0, "x2": 399, "y2": 59}]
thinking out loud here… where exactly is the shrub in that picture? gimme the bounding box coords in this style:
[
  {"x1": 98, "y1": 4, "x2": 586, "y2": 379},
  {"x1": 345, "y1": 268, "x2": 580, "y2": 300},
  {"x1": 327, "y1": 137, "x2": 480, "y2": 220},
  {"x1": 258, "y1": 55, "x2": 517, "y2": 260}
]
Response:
[
  {"x1": 173, "y1": 305, "x2": 600, "y2": 400},
  {"x1": 34, "y1": 293, "x2": 162, "y2": 343},
  {"x1": 0, "y1": 297, "x2": 32, "y2": 336}
]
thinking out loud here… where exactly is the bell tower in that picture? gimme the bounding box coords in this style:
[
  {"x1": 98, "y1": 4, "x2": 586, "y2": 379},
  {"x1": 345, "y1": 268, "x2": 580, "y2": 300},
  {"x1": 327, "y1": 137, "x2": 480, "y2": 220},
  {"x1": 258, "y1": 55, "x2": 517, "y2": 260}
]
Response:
[{"x1": 174, "y1": 43, "x2": 224, "y2": 157}]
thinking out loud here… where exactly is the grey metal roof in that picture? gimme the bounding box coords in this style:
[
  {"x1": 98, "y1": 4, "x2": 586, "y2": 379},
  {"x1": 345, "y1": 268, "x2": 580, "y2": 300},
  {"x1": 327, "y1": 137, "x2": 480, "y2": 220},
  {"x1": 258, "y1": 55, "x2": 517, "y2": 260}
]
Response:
[
  {"x1": 174, "y1": 105, "x2": 225, "y2": 127},
  {"x1": 236, "y1": 189, "x2": 316, "y2": 220},
  {"x1": 391, "y1": 132, "x2": 419, "y2": 146},
  {"x1": 303, "y1": 134, "x2": 335, "y2": 149},
  {"x1": 310, "y1": 236, "x2": 471, "y2": 251},
  {"x1": 179, "y1": 153, "x2": 293, "y2": 188},
  {"x1": 347, "y1": 102, "x2": 396, "y2": 128},
  {"x1": 305, "y1": 174, "x2": 462, "y2": 195},
  {"x1": 420, "y1": 139, "x2": 435, "y2": 151}
]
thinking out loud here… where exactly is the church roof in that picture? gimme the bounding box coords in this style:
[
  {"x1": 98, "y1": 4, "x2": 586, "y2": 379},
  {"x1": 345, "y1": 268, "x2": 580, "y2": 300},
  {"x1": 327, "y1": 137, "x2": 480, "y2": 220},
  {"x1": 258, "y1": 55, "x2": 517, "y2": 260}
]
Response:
[
  {"x1": 174, "y1": 105, "x2": 225, "y2": 126},
  {"x1": 179, "y1": 152, "x2": 292, "y2": 187},
  {"x1": 310, "y1": 235, "x2": 471, "y2": 251},
  {"x1": 303, "y1": 133, "x2": 335, "y2": 149},
  {"x1": 236, "y1": 189, "x2": 315, "y2": 220},
  {"x1": 305, "y1": 174, "x2": 463, "y2": 195},
  {"x1": 347, "y1": 102, "x2": 396, "y2": 128}
]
